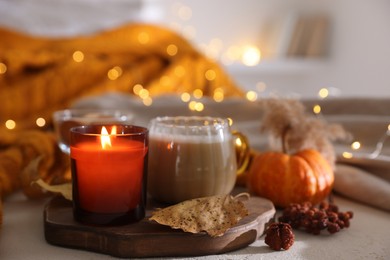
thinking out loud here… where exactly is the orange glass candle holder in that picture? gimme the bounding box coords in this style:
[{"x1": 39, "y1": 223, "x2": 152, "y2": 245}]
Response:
[{"x1": 70, "y1": 124, "x2": 148, "y2": 226}]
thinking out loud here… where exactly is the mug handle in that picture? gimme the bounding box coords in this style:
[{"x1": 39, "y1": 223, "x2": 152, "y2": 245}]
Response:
[{"x1": 232, "y1": 131, "x2": 251, "y2": 177}]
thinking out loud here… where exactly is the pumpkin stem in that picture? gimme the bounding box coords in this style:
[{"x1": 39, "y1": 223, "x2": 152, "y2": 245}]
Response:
[
  {"x1": 281, "y1": 124, "x2": 291, "y2": 154},
  {"x1": 328, "y1": 191, "x2": 334, "y2": 204}
]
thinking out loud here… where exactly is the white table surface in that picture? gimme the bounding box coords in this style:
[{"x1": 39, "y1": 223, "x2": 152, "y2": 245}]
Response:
[{"x1": 1, "y1": 192, "x2": 389, "y2": 260}]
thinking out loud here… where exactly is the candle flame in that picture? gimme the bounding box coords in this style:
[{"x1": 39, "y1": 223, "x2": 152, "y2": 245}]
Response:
[
  {"x1": 111, "y1": 126, "x2": 117, "y2": 135},
  {"x1": 100, "y1": 126, "x2": 117, "y2": 149}
]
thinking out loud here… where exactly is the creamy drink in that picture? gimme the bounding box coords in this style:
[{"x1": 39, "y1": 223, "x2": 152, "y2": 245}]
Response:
[{"x1": 147, "y1": 116, "x2": 238, "y2": 204}]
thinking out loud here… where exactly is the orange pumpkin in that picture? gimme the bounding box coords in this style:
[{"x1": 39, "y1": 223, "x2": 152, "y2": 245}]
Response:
[{"x1": 247, "y1": 149, "x2": 334, "y2": 208}]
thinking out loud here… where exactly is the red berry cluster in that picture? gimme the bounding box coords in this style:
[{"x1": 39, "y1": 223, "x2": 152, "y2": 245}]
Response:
[{"x1": 278, "y1": 201, "x2": 354, "y2": 235}]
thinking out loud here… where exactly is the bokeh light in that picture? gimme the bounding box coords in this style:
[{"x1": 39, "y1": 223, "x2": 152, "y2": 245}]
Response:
[
  {"x1": 36, "y1": 117, "x2": 46, "y2": 127},
  {"x1": 5, "y1": 120, "x2": 16, "y2": 130},
  {"x1": 213, "y1": 88, "x2": 224, "y2": 102},
  {"x1": 72, "y1": 51, "x2": 84, "y2": 62},
  {"x1": 166, "y1": 44, "x2": 178, "y2": 56},
  {"x1": 241, "y1": 46, "x2": 261, "y2": 66},
  {"x1": 318, "y1": 88, "x2": 329, "y2": 99},
  {"x1": 351, "y1": 141, "x2": 361, "y2": 150},
  {"x1": 205, "y1": 69, "x2": 216, "y2": 81},
  {"x1": 181, "y1": 92, "x2": 191, "y2": 102},
  {"x1": 313, "y1": 104, "x2": 321, "y2": 114},
  {"x1": 133, "y1": 84, "x2": 143, "y2": 95},
  {"x1": 246, "y1": 90, "x2": 258, "y2": 101},
  {"x1": 193, "y1": 89, "x2": 203, "y2": 99},
  {"x1": 107, "y1": 66, "x2": 122, "y2": 80}
]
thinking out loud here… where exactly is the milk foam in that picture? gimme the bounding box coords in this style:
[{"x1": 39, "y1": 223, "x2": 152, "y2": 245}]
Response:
[{"x1": 149, "y1": 132, "x2": 231, "y2": 143}]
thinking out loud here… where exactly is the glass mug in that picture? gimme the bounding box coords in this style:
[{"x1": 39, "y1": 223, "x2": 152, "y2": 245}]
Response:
[
  {"x1": 53, "y1": 109, "x2": 134, "y2": 154},
  {"x1": 147, "y1": 116, "x2": 250, "y2": 204}
]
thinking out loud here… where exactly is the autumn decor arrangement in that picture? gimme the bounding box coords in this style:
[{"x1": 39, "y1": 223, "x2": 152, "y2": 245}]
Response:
[
  {"x1": 0, "y1": 22, "x2": 357, "y2": 255},
  {"x1": 246, "y1": 98, "x2": 349, "y2": 208}
]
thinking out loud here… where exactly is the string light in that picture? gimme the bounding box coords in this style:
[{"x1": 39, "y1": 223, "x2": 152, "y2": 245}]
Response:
[
  {"x1": 138, "y1": 88, "x2": 150, "y2": 99},
  {"x1": 131, "y1": 82, "x2": 152, "y2": 106},
  {"x1": 107, "y1": 66, "x2": 122, "y2": 80},
  {"x1": 166, "y1": 44, "x2": 178, "y2": 56},
  {"x1": 213, "y1": 88, "x2": 224, "y2": 102},
  {"x1": 313, "y1": 104, "x2": 322, "y2": 114},
  {"x1": 180, "y1": 92, "x2": 191, "y2": 102},
  {"x1": 0, "y1": 62, "x2": 7, "y2": 74},
  {"x1": 72, "y1": 51, "x2": 84, "y2": 62},
  {"x1": 368, "y1": 123, "x2": 390, "y2": 159},
  {"x1": 36, "y1": 117, "x2": 46, "y2": 127},
  {"x1": 241, "y1": 46, "x2": 261, "y2": 66},
  {"x1": 318, "y1": 88, "x2": 329, "y2": 99},
  {"x1": 168, "y1": 3, "x2": 270, "y2": 68},
  {"x1": 351, "y1": 141, "x2": 361, "y2": 150},
  {"x1": 205, "y1": 69, "x2": 216, "y2": 81},
  {"x1": 5, "y1": 120, "x2": 16, "y2": 130},
  {"x1": 188, "y1": 101, "x2": 204, "y2": 112},
  {"x1": 194, "y1": 102, "x2": 204, "y2": 112},
  {"x1": 133, "y1": 84, "x2": 143, "y2": 95},
  {"x1": 188, "y1": 100, "x2": 197, "y2": 110},
  {"x1": 142, "y1": 97, "x2": 153, "y2": 106},
  {"x1": 193, "y1": 89, "x2": 203, "y2": 99},
  {"x1": 342, "y1": 124, "x2": 390, "y2": 161},
  {"x1": 246, "y1": 91, "x2": 258, "y2": 102}
]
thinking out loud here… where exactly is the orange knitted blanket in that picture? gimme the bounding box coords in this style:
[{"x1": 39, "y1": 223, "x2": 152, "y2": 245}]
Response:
[{"x1": 0, "y1": 23, "x2": 243, "y2": 130}]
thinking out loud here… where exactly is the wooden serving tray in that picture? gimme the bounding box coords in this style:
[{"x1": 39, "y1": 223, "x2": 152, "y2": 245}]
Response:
[{"x1": 44, "y1": 195, "x2": 275, "y2": 258}]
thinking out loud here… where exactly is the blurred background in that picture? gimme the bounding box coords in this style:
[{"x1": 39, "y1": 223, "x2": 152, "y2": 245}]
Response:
[{"x1": 1, "y1": 0, "x2": 389, "y2": 98}]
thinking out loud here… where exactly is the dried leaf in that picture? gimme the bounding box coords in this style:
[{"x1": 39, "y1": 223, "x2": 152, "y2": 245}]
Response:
[
  {"x1": 149, "y1": 193, "x2": 249, "y2": 237},
  {"x1": 34, "y1": 179, "x2": 72, "y2": 201},
  {"x1": 21, "y1": 155, "x2": 45, "y2": 198}
]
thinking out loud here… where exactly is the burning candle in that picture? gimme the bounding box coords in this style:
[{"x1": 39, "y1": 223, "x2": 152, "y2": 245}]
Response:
[{"x1": 70, "y1": 124, "x2": 148, "y2": 226}]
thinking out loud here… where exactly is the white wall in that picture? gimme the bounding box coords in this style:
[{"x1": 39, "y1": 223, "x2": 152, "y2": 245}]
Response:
[
  {"x1": 141, "y1": 0, "x2": 390, "y2": 98},
  {"x1": 323, "y1": 0, "x2": 390, "y2": 98}
]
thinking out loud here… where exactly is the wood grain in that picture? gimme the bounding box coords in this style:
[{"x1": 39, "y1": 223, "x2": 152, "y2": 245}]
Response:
[{"x1": 44, "y1": 195, "x2": 275, "y2": 258}]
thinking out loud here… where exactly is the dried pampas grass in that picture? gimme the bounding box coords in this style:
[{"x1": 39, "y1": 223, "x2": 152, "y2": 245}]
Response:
[{"x1": 259, "y1": 98, "x2": 349, "y2": 168}]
